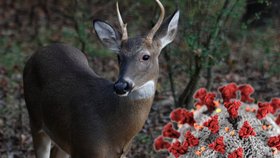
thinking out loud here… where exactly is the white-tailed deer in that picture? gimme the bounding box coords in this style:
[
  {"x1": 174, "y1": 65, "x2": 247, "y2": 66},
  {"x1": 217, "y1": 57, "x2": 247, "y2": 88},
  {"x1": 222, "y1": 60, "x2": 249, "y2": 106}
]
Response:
[{"x1": 23, "y1": 0, "x2": 179, "y2": 157}]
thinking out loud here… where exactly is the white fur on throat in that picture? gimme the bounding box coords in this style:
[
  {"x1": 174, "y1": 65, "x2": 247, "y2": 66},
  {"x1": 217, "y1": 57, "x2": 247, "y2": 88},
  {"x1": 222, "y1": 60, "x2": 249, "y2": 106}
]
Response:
[{"x1": 129, "y1": 80, "x2": 155, "y2": 100}]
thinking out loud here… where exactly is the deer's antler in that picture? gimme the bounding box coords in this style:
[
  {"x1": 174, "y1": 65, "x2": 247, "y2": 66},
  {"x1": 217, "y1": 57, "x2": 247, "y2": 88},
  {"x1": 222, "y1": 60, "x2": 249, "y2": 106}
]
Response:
[
  {"x1": 116, "y1": 2, "x2": 128, "y2": 41},
  {"x1": 146, "y1": 0, "x2": 165, "y2": 44}
]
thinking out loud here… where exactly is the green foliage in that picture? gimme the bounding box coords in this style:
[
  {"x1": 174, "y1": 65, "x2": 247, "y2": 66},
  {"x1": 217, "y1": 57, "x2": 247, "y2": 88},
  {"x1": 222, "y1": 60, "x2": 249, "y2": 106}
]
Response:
[
  {"x1": 183, "y1": 0, "x2": 246, "y2": 68},
  {"x1": 168, "y1": 0, "x2": 247, "y2": 107},
  {"x1": 0, "y1": 37, "x2": 24, "y2": 71},
  {"x1": 251, "y1": 29, "x2": 280, "y2": 76}
]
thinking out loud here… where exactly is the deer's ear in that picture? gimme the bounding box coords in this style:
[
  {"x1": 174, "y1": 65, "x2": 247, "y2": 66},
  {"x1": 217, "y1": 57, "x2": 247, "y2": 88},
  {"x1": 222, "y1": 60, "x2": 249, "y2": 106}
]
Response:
[
  {"x1": 93, "y1": 20, "x2": 121, "y2": 53},
  {"x1": 155, "y1": 10, "x2": 179, "y2": 50}
]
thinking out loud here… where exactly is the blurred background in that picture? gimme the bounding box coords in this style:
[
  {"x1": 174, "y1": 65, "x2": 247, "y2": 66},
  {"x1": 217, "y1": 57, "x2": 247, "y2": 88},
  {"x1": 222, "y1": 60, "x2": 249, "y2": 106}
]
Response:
[{"x1": 0, "y1": 0, "x2": 279, "y2": 157}]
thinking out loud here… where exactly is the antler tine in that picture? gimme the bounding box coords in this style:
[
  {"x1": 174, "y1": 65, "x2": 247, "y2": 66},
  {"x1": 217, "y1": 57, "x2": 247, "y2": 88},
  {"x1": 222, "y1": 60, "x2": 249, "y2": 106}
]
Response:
[
  {"x1": 146, "y1": 0, "x2": 165, "y2": 44},
  {"x1": 116, "y1": 2, "x2": 128, "y2": 41}
]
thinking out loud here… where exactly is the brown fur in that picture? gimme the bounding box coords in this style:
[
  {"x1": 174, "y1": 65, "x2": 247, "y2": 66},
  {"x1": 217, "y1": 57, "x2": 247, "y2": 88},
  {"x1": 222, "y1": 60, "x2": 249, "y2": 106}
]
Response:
[
  {"x1": 24, "y1": 44, "x2": 154, "y2": 157},
  {"x1": 24, "y1": 3, "x2": 179, "y2": 157}
]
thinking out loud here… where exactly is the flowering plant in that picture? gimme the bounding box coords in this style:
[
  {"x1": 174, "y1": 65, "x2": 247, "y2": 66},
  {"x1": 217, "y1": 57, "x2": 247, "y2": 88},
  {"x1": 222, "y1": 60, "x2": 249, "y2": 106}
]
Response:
[{"x1": 154, "y1": 83, "x2": 280, "y2": 158}]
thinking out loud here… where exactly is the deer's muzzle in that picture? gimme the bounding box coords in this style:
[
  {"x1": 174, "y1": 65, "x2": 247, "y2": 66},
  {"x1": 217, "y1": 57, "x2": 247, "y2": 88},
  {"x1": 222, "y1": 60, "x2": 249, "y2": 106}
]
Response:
[{"x1": 114, "y1": 79, "x2": 133, "y2": 96}]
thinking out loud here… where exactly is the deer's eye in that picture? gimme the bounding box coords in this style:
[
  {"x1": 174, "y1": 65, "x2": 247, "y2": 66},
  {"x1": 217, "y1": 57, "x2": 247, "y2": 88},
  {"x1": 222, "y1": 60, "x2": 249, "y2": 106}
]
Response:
[{"x1": 142, "y1": 55, "x2": 150, "y2": 61}]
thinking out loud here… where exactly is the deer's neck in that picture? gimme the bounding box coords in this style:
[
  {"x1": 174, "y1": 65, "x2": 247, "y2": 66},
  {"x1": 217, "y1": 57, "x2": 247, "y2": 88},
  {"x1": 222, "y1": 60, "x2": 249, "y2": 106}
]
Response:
[
  {"x1": 108, "y1": 80, "x2": 156, "y2": 142},
  {"x1": 90, "y1": 79, "x2": 157, "y2": 154},
  {"x1": 117, "y1": 79, "x2": 156, "y2": 121}
]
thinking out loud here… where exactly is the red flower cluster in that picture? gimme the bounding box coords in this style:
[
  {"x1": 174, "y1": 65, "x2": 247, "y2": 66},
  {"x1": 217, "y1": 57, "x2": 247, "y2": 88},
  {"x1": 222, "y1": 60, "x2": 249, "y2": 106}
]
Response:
[
  {"x1": 162, "y1": 123, "x2": 180, "y2": 138},
  {"x1": 168, "y1": 140, "x2": 188, "y2": 158},
  {"x1": 154, "y1": 83, "x2": 280, "y2": 157},
  {"x1": 238, "y1": 84, "x2": 254, "y2": 103},
  {"x1": 203, "y1": 115, "x2": 220, "y2": 134},
  {"x1": 276, "y1": 115, "x2": 280, "y2": 125},
  {"x1": 194, "y1": 88, "x2": 207, "y2": 100},
  {"x1": 170, "y1": 108, "x2": 195, "y2": 126},
  {"x1": 168, "y1": 131, "x2": 200, "y2": 157},
  {"x1": 219, "y1": 83, "x2": 238, "y2": 103},
  {"x1": 154, "y1": 131, "x2": 199, "y2": 157},
  {"x1": 228, "y1": 148, "x2": 243, "y2": 158},
  {"x1": 256, "y1": 102, "x2": 274, "y2": 120},
  {"x1": 267, "y1": 135, "x2": 280, "y2": 150},
  {"x1": 219, "y1": 83, "x2": 256, "y2": 103},
  {"x1": 208, "y1": 136, "x2": 226, "y2": 154},
  {"x1": 154, "y1": 136, "x2": 171, "y2": 150},
  {"x1": 184, "y1": 131, "x2": 199, "y2": 147},
  {"x1": 239, "y1": 121, "x2": 256, "y2": 138},
  {"x1": 194, "y1": 88, "x2": 216, "y2": 112},
  {"x1": 271, "y1": 98, "x2": 280, "y2": 114},
  {"x1": 224, "y1": 101, "x2": 242, "y2": 119}
]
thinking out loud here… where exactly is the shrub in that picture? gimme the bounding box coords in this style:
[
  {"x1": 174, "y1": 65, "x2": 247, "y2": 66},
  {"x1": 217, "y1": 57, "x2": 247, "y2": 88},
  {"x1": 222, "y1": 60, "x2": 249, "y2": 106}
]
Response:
[{"x1": 154, "y1": 83, "x2": 280, "y2": 158}]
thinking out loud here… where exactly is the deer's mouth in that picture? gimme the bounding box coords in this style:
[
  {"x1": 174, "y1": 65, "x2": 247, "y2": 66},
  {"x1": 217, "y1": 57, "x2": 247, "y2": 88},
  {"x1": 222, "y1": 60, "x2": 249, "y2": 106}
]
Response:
[
  {"x1": 114, "y1": 88, "x2": 130, "y2": 96},
  {"x1": 115, "y1": 91, "x2": 130, "y2": 97}
]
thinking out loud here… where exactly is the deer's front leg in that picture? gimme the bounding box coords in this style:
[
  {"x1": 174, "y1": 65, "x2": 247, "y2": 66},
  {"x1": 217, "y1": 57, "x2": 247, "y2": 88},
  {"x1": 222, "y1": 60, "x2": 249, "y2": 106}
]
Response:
[
  {"x1": 31, "y1": 128, "x2": 51, "y2": 158},
  {"x1": 50, "y1": 145, "x2": 69, "y2": 158}
]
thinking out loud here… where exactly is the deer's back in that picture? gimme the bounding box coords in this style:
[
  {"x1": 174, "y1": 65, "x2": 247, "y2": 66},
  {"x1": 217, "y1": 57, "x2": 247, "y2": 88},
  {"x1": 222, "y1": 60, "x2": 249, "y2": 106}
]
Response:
[
  {"x1": 23, "y1": 44, "x2": 118, "y2": 154},
  {"x1": 25, "y1": 43, "x2": 95, "y2": 81}
]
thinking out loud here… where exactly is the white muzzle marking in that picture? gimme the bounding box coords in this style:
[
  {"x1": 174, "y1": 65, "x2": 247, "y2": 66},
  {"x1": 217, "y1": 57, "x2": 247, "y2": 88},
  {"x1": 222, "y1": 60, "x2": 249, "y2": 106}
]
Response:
[{"x1": 129, "y1": 80, "x2": 155, "y2": 100}]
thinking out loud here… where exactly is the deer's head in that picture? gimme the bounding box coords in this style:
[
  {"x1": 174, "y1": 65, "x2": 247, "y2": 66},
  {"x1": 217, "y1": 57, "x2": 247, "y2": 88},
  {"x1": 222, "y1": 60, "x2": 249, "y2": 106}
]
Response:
[{"x1": 93, "y1": 0, "x2": 179, "y2": 97}]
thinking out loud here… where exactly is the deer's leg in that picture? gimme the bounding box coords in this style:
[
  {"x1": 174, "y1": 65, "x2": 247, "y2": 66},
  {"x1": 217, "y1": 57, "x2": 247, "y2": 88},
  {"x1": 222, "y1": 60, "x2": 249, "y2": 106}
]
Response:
[
  {"x1": 31, "y1": 126, "x2": 51, "y2": 158},
  {"x1": 50, "y1": 145, "x2": 69, "y2": 158}
]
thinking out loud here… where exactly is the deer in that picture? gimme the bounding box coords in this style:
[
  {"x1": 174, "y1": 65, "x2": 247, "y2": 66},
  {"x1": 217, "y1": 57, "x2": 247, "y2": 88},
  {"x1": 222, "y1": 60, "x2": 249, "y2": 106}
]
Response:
[{"x1": 23, "y1": 0, "x2": 179, "y2": 157}]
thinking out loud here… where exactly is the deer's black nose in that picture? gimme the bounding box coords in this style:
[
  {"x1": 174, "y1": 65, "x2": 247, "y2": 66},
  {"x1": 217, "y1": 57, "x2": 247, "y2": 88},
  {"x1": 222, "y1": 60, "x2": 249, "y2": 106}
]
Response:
[{"x1": 114, "y1": 79, "x2": 132, "y2": 95}]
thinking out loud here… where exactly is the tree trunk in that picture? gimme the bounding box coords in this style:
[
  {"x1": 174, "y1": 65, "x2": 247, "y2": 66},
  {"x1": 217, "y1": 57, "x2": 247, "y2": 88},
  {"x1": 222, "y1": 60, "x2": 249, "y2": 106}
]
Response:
[
  {"x1": 178, "y1": 56, "x2": 202, "y2": 109},
  {"x1": 206, "y1": 65, "x2": 213, "y2": 90}
]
